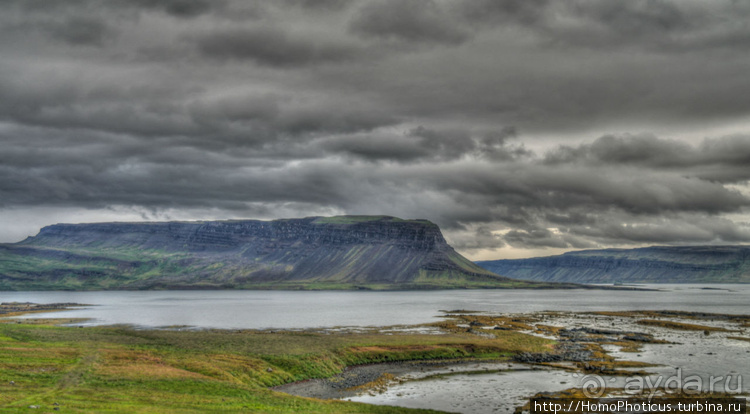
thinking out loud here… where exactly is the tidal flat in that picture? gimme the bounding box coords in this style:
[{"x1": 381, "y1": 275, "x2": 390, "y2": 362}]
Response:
[
  {"x1": 0, "y1": 303, "x2": 748, "y2": 413},
  {"x1": 341, "y1": 311, "x2": 750, "y2": 413}
]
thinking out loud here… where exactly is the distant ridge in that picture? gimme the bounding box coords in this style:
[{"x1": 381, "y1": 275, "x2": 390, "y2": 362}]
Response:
[
  {"x1": 476, "y1": 246, "x2": 750, "y2": 284},
  {"x1": 0, "y1": 215, "x2": 551, "y2": 290}
]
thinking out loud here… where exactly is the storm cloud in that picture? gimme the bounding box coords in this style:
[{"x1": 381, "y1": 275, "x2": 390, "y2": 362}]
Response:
[{"x1": 1, "y1": 0, "x2": 750, "y2": 259}]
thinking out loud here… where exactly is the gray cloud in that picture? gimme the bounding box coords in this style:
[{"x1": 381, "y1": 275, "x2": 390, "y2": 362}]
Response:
[
  {"x1": 127, "y1": 0, "x2": 224, "y2": 18},
  {"x1": 349, "y1": 0, "x2": 471, "y2": 46},
  {"x1": 445, "y1": 225, "x2": 507, "y2": 253},
  {"x1": 45, "y1": 17, "x2": 116, "y2": 46},
  {"x1": 320, "y1": 126, "x2": 527, "y2": 163},
  {"x1": 544, "y1": 134, "x2": 750, "y2": 183},
  {"x1": 453, "y1": 0, "x2": 750, "y2": 53},
  {"x1": 2, "y1": 125, "x2": 750, "y2": 251},
  {"x1": 1, "y1": 0, "x2": 750, "y2": 258},
  {"x1": 190, "y1": 27, "x2": 359, "y2": 67}
]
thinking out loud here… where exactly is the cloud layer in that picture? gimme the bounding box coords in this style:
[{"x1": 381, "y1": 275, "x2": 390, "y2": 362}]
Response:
[{"x1": 1, "y1": 0, "x2": 750, "y2": 258}]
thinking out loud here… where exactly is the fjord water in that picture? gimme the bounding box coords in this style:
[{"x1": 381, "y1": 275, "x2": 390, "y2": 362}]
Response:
[
  {"x1": 2, "y1": 284, "x2": 749, "y2": 329},
  {"x1": 3, "y1": 285, "x2": 749, "y2": 414}
]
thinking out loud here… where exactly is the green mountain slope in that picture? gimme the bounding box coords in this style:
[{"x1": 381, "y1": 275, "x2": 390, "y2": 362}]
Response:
[
  {"x1": 477, "y1": 246, "x2": 750, "y2": 284},
  {"x1": 0, "y1": 216, "x2": 547, "y2": 290}
]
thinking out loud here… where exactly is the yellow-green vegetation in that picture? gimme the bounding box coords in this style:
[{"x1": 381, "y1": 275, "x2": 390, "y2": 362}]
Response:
[
  {"x1": 727, "y1": 336, "x2": 750, "y2": 343},
  {"x1": 0, "y1": 315, "x2": 553, "y2": 413},
  {"x1": 592, "y1": 311, "x2": 750, "y2": 334},
  {"x1": 578, "y1": 343, "x2": 655, "y2": 375},
  {"x1": 636, "y1": 320, "x2": 731, "y2": 332},
  {"x1": 593, "y1": 310, "x2": 750, "y2": 323},
  {"x1": 311, "y1": 216, "x2": 410, "y2": 225},
  {"x1": 438, "y1": 313, "x2": 538, "y2": 331},
  {"x1": 435, "y1": 312, "x2": 668, "y2": 375}
]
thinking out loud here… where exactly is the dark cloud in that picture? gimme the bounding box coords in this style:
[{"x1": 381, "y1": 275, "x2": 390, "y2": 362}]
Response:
[
  {"x1": 321, "y1": 126, "x2": 526, "y2": 162},
  {"x1": 280, "y1": 0, "x2": 350, "y2": 12},
  {"x1": 455, "y1": 0, "x2": 550, "y2": 26},
  {"x1": 123, "y1": 0, "x2": 227, "y2": 18},
  {"x1": 190, "y1": 27, "x2": 359, "y2": 67},
  {"x1": 544, "y1": 134, "x2": 692, "y2": 166},
  {"x1": 451, "y1": 0, "x2": 750, "y2": 53},
  {"x1": 349, "y1": 0, "x2": 471, "y2": 46},
  {"x1": 542, "y1": 0, "x2": 692, "y2": 50},
  {"x1": 1, "y1": 0, "x2": 750, "y2": 257},
  {"x1": 45, "y1": 17, "x2": 116, "y2": 46},
  {"x1": 321, "y1": 134, "x2": 426, "y2": 162},
  {"x1": 2, "y1": 125, "x2": 750, "y2": 251},
  {"x1": 544, "y1": 134, "x2": 750, "y2": 183}
]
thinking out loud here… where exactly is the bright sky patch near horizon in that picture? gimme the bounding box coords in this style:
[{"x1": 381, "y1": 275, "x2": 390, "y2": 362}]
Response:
[{"x1": 1, "y1": 0, "x2": 750, "y2": 260}]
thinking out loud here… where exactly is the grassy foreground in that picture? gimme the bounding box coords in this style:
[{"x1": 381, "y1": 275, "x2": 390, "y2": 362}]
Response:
[{"x1": 0, "y1": 315, "x2": 552, "y2": 413}]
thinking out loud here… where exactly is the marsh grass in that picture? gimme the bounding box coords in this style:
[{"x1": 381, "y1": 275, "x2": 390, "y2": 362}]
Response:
[
  {"x1": 0, "y1": 316, "x2": 553, "y2": 413},
  {"x1": 636, "y1": 320, "x2": 732, "y2": 332}
]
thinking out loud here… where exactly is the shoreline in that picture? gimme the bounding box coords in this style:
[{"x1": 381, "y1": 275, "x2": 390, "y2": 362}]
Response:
[
  {"x1": 274, "y1": 309, "x2": 750, "y2": 411},
  {"x1": 272, "y1": 359, "x2": 545, "y2": 400},
  {"x1": 1, "y1": 302, "x2": 748, "y2": 413},
  {"x1": 0, "y1": 282, "x2": 657, "y2": 291}
]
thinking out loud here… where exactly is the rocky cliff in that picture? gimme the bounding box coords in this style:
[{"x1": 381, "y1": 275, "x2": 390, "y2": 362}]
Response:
[
  {"x1": 476, "y1": 246, "x2": 750, "y2": 284},
  {"x1": 0, "y1": 216, "x2": 527, "y2": 290}
]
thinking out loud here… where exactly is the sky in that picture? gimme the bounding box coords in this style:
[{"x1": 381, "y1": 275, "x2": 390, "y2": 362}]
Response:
[{"x1": 2, "y1": 0, "x2": 750, "y2": 260}]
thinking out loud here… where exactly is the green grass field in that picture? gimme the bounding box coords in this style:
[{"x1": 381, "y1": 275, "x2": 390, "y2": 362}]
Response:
[{"x1": 0, "y1": 315, "x2": 553, "y2": 413}]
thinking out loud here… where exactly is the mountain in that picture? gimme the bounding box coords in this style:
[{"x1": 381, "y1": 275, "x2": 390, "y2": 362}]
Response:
[
  {"x1": 476, "y1": 246, "x2": 750, "y2": 284},
  {"x1": 0, "y1": 216, "x2": 548, "y2": 290}
]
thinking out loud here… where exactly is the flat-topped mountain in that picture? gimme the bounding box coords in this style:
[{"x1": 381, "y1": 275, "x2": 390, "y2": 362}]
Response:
[
  {"x1": 477, "y1": 246, "x2": 750, "y2": 284},
  {"x1": 0, "y1": 216, "x2": 544, "y2": 290}
]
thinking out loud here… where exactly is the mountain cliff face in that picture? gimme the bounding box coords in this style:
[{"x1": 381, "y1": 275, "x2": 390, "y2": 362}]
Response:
[
  {"x1": 476, "y1": 246, "x2": 750, "y2": 284},
  {"x1": 0, "y1": 216, "x2": 521, "y2": 290}
]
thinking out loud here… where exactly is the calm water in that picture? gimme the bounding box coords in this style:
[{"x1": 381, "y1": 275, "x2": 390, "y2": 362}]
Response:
[
  {"x1": 2, "y1": 284, "x2": 748, "y2": 329},
  {"x1": 3, "y1": 285, "x2": 748, "y2": 414}
]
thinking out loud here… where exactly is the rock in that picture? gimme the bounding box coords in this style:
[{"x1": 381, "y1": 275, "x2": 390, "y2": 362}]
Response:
[{"x1": 622, "y1": 334, "x2": 657, "y2": 343}]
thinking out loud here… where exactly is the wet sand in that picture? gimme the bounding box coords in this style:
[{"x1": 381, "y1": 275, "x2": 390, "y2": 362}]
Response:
[{"x1": 272, "y1": 360, "x2": 546, "y2": 400}]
